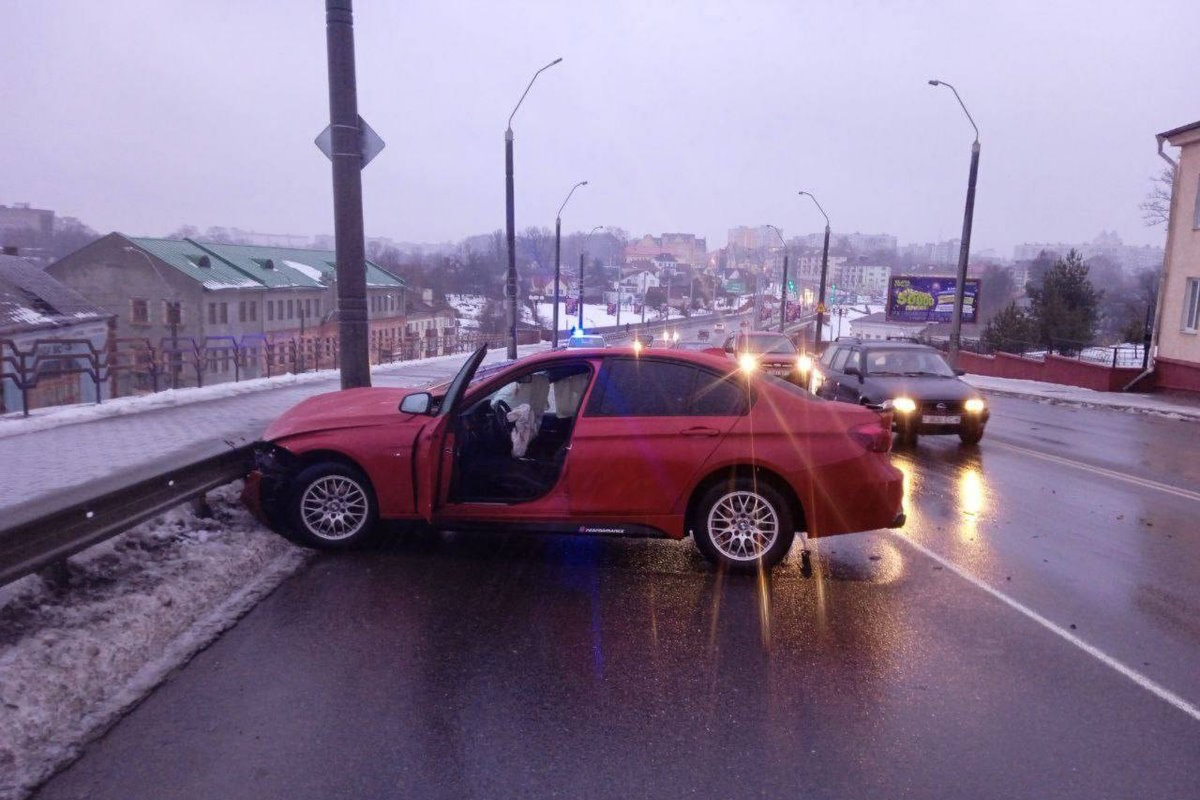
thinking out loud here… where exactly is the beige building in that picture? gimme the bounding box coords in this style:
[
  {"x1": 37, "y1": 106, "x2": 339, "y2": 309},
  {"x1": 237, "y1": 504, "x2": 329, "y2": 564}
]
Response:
[{"x1": 1154, "y1": 120, "x2": 1200, "y2": 392}]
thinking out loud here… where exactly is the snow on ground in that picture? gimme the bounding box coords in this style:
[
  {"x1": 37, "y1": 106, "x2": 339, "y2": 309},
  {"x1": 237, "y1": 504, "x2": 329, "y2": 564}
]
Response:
[
  {"x1": 963, "y1": 374, "x2": 1200, "y2": 421},
  {"x1": 445, "y1": 293, "x2": 485, "y2": 328},
  {"x1": 818, "y1": 303, "x2": 879, "y2": 341},
  {"x1": 0, "y1": 484, "x2": 309, "y2": 800},
  {"x1": 534, "y1": 301, "x2": 715, "y2": 332}
]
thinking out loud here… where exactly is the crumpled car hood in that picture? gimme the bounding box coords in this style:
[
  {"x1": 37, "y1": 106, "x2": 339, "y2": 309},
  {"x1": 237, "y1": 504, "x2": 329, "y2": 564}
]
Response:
[{"x1": 264, "y1": 387, "x2": 425, "y2": 441}]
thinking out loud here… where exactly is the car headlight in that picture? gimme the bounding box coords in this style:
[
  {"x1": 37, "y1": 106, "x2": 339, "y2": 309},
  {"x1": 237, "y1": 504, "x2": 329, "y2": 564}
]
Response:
[
  {"x1": 891, "y1": 396, "x2": 917, "y2": 413},
  {"x1": 738, "y1": 353, "x2": 758, "y2": 373},
  {"x1": 797, "y1": 354, "x2": 813, "y2": 373},
  {"x1": 965, "y1": 397, "x2": 986, "y2": 413},
  {"x1": 809, "y1": 369, "x2": 824, "y2": 391}
]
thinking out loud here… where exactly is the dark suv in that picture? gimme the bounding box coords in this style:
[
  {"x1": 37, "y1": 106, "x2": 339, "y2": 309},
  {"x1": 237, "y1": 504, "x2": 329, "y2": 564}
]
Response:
[{"x1": 814, "y1": 340, "x2": 989, "y2": 445}]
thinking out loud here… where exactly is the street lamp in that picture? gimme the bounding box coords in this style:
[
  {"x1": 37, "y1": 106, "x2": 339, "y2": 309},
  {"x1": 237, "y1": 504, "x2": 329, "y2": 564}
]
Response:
[
  {"x1": 579, "y1": 225, "x2": 602, "y2": 332},
  {"x1": 929, "y1": 78, "x2": 981, "y2": 365},
  {"x1": 798, "y1": 191, "x2": 831, "y2": 347},
  {"x1": 766, "y1": 224, "x2": 789, "y2": 333},
  {"x1": 505, "y1": 56, "x2": 563, "y2": 359},
  {"x1": 554, "y1": 180, "x2": 588, "y2": 348}
]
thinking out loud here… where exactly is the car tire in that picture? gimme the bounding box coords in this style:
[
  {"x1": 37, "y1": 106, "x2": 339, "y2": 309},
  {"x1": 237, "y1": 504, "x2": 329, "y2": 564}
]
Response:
[
  {"x1": 287, "y1": 462, "x2": 379, "y2": 549},
  {"x1": 692, "y1": 477, "x2": 795, "y2": 572},
  {"x1": 959, "y1": 426, "x2": 984, "y2": 445}
]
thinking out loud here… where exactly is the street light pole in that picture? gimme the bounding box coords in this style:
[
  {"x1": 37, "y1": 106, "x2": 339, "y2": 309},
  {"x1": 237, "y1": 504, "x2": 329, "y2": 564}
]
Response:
[
  {"x1": 929, "y1": 78, "x2": 980, "y2": 366},
  {"x1": 579, "y1": 225, "x2": 602, "y2": 331},
  {"x1": 799, "y1": 192, "x2": 831, "y2": 347},
  {"x1": 767, "y1": 224, "x2": 789, "y2": 333},
  {"x1": 324, "y1": 0, "x2": 370, "y2": 388},
  {"x1": 505, "y1": 57, "x2": 563, "y2": 359},
  {"x1": 554, "y1": 180, "x2": 587, "y2": 348}
]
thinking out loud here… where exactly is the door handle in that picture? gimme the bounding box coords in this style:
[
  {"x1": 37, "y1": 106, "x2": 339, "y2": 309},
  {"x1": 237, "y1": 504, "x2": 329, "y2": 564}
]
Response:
[{"x1": 680, "y1": 426, "x2": 720, "y2": 437}]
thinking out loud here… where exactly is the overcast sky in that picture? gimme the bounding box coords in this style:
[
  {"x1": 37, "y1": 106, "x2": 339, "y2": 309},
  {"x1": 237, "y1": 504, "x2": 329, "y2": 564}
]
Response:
[{"x1": 3, "y1": 0, "x2": 1196, "y2": 256}]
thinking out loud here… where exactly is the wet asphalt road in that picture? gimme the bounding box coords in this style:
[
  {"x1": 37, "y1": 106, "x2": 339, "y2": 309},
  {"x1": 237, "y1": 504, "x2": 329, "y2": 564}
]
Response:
[{"x1": 34, "y1": 394, "x2": 1200, "y2": 799}]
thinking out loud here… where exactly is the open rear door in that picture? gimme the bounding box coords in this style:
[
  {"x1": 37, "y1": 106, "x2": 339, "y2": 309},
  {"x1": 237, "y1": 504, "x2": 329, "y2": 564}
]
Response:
[{"x1": 413, "y1": 345, "x2": 489, "y2": 522}]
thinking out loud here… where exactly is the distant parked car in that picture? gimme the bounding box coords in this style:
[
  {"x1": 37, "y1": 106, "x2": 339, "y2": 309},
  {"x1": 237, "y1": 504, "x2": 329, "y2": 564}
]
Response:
[
  {"x1": 722, "y1": 330, "x2": 809, "y2": 386},
  {"x1": 243, "y1": 346, "x2": 904, "y2": 571},
  {"x1": 671, "y1": 339, "x2": 716, "y2": 352},
  {"x1": 814, "y1": 340, "x2": 989, "y2": 445}
]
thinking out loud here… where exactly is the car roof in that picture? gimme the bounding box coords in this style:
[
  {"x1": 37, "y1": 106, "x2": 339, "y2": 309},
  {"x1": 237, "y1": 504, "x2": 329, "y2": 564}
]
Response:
[
  {"x1": 833, "y1": 339, "x2": 935, "y2": 351},
  {"x1": 507, "y1": 345, "x2": 739, "y2": 374}
]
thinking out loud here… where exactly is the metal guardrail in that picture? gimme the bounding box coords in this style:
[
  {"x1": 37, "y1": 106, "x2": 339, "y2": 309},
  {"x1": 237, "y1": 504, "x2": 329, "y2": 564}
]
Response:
[
  {"x1": 0, "y1": 445, "x2": 253, "y2": 588},
  {"x1": 2, "y1": 331, "x2": 500, "y2": 416}
]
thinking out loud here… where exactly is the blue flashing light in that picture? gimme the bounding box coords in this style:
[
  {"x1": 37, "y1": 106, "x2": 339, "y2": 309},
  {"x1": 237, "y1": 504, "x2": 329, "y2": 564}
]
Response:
[{"x1": 572, "y1": 326, "x2": 584, "y2": 337}]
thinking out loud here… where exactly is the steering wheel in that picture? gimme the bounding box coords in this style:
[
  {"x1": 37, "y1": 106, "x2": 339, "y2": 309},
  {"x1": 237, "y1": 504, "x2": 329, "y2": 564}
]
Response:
[{"x1": 492, "y1": 399, "x2": 514, "y2": 439}]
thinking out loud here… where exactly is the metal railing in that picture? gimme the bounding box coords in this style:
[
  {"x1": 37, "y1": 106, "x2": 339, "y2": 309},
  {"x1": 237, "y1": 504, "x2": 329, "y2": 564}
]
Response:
[
  {"x1": 0, "y1": 446, "x2": 253, "y2": 588},
  {"x1": 2, "y1": 331, "x2": 505, "y2": 416},
  {"x1": 922, "y1": 336, "x2": 1147, "y2": 369}
]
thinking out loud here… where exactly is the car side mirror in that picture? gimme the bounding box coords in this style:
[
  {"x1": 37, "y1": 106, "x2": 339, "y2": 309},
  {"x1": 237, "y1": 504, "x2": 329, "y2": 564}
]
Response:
[
  {"x1": 954, "y1": 368, "x2": 966, "y2": 376},
  {"x1": 399, "y1": 392, "x2": 432, "y2": 415}
]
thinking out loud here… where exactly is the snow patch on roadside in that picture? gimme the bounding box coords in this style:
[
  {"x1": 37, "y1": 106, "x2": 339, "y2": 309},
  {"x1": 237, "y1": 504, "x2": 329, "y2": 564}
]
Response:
[
  {"x1": 0, "y1": 484, "x2": 309, "y2": 800},
  {"x1": 963, "y1": 374, "x2": 1200, "y2": 422}
]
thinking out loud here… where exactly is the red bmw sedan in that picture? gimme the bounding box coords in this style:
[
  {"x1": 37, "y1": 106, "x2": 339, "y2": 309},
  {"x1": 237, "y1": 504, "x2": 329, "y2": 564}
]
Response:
[{"x1": 243, "y1": 345, "x2": 905, "y2": 571}]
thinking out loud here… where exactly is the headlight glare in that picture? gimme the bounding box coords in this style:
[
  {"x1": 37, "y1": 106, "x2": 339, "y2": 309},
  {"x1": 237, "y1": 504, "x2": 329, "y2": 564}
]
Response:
[
  {"x1": 738, "y1": 353, "x2": 758, "y2": 373},
  {"x1": 965, "y1": 397, "x2": 986, "y2": 413},
  {"x1": 892, "y1": 396, "x2": 917, "y2": 413},
  {"x1": 797, "y1": 354, "x2": 813, "y2": 372}
]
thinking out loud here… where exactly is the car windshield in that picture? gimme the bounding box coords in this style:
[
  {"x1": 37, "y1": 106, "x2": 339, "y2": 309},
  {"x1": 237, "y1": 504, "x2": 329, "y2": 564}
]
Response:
[
  {"x1": 865, "y1": 348, "x2": 955, "y2": 377},
  {"x1": 737, "y1": 334, "x2": 795, "y2": 355}
]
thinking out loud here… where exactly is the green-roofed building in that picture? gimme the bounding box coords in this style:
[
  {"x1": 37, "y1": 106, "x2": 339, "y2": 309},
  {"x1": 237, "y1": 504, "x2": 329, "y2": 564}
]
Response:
[{"x1": 46, "y1": 233, "x2": 437, "y2": 389}]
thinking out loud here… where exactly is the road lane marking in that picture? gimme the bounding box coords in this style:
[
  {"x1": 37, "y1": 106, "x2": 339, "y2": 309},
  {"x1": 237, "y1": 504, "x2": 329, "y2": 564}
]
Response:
[
  {"x1": 991, "y1": 440, "x2": 1200, "y2": 504},
  {"x1": 889, "y1": 531, "x2": 1200, "y2": 724}
]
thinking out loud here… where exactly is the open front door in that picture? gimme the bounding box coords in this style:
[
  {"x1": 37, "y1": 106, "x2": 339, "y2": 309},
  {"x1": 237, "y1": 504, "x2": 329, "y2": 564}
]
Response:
[{"x1": 413, "y1": 345, "x2": 489, "y2": 522}]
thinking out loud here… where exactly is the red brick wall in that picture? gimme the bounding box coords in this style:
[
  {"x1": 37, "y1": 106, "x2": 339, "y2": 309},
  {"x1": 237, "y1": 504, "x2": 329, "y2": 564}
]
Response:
[
  {"x1": 957, "y1": 351, "x2": 1143, "y2": 392},
  {"x1": 1153, "y1": 357, "x2": 1200, "y2": 393}
]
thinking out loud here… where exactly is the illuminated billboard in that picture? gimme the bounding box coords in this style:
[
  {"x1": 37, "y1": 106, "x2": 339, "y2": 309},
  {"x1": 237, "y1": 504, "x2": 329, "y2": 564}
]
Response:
[{"x1": 885, "y1": 275, "x2": 980, "y2": 323}]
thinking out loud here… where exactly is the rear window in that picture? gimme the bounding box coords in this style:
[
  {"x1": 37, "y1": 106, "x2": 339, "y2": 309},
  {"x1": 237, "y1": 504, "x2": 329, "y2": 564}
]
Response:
[{"x1": 736, "y1": 334, "x2": 795, "y2": 355}]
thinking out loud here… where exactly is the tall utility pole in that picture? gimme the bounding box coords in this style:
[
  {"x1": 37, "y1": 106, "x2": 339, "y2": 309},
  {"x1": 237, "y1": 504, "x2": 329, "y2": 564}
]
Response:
[
  {"x1": 930, "y1": 79, "x2": 980, "y2": 366},
  {"x1": 324, "y1": 0, "x2": 370, "y2": 388},
  {"x1": 801, "y1": 191, "x2": 830, "y2": 347},
  {"x1": 767, "y1": 224, "x2": 789, "y2": 333},
  {"x1": 505, "y1": 58, "x2": 563, "y2": 359},
  {"x1": 554, "y1": 180, "x2": 587, "y2": 348},
  {"x1": 579, "y1": 225, "x2": 602, "y2": 332},
  {"x1": 799, "y1": 191, "x2": 832, "y2": 347}
]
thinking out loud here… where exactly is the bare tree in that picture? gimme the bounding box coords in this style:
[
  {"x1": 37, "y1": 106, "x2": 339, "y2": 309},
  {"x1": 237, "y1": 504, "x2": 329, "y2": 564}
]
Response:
[{"x1": 1139, "y1": 165, "x2": 1175, "y2": 228}]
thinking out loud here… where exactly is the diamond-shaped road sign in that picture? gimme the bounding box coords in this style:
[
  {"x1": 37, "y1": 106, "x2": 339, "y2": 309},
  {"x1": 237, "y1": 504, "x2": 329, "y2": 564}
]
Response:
[{"x1": 315, "y1": 116, "x2": 386, "y2": 169}]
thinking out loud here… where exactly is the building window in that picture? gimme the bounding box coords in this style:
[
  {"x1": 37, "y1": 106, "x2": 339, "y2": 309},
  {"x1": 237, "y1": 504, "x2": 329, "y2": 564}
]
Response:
[
  {"x1": 287, "y1": 299, "x2": 294, "y2": 319},
  {"x1": 250, "y1": 301, "x2": 257, "y2": 322},
  {"x1": 162, "y1": 301, "x2": 182, "y2": 326},
  {"x1": 238, "y1": 301, "x2": 246, "y2": 322},
  {"x1": 208, "y1": 303, "x2": 217, "y2": 325},
  {"x1": 305, "y1": 298, "x2": 312, "y2": 319},
  {"x1": 1184, "y1": 278, "x2": 1200, "y2": 333},
  {"x1": 220, "y1": 303, "x2": 228, "y2": 323},
  {"x1": 267, "y1": 301, "x2": 274, "y2": 322},
  {"x1": 131, "y1": 298, "x2": 149, "y2": 324},
  {"x1": 1194, "y1": 176, "x2": 1200, "y2": 230}
]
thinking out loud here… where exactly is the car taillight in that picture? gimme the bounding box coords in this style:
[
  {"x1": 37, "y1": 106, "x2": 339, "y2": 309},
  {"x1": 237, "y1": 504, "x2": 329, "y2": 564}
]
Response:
[{"x1": 851, "y1": 413, "x2": 892, "y2": 453}]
